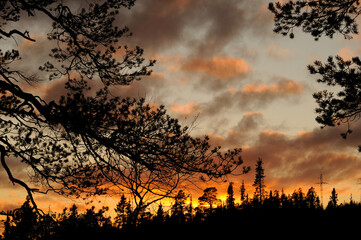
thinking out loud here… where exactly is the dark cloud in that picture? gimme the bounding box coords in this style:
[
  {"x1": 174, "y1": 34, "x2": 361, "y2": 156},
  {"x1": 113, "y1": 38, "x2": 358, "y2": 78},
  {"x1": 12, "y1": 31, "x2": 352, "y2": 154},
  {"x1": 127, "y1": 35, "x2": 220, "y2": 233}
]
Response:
[
  {"x1": 200, "y1": 78, "x2": 304, "y2": 116},
  {"x1": 207, "y1": 111, "x2": 264, "y2": 148},
  {"x1": 119, "y1": 0, "x2": 273, "y2": 57},
  {"x1": 219, "y1": 123, "x2": 361, "y2": 191}
]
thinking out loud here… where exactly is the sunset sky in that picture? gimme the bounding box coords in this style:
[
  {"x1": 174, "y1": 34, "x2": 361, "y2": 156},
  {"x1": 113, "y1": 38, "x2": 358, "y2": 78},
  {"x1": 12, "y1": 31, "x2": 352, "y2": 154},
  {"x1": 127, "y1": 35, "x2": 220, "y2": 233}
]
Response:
[{"x1": 1, "y1": 0, "x2": 361, "y2": 215}]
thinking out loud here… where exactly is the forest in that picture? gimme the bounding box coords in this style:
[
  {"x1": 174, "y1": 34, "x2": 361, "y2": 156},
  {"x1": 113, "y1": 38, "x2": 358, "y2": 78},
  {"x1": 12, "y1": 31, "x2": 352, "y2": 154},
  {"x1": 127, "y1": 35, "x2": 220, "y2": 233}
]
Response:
[{"x1": 1, "y1": 159, "x2": 361, "y2": 239}]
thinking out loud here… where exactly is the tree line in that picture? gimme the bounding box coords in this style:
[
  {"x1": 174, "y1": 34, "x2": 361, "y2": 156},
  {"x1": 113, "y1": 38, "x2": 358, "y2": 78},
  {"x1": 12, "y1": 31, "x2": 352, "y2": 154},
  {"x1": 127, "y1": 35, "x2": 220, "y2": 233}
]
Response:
[{"x1": 1, "y1": 158, "x2": 360, "y2": 239}]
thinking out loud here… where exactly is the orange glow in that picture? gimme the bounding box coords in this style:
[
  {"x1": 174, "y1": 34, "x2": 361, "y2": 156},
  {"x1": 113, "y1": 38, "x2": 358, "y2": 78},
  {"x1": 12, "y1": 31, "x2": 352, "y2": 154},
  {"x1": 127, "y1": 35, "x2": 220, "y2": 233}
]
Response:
[
  {"x1": 337, "y1": 47, "x2": 355, "y2": 61},
  {"x1": 243, "y1": 80, "x2": 303, "y2": 95},
  {"x1": 170, "y1": 102, "x2": 200, "y2": 116},
  {"x1": 182, "y1": 56, "x2": 250, "y2": 79}
]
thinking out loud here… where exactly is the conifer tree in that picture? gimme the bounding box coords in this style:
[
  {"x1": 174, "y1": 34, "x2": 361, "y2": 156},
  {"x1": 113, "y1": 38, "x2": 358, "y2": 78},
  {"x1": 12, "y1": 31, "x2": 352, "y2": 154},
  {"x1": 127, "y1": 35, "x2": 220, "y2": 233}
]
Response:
[
  {"x1": 240, "y1": 180, "x2": 246, "y2": 204},
  {"x1": 114, "y1": 194, "x2": 130, "y2": 228},
  {"x1": 154, "y1": 203, "x2": 165, "y2": 224},
  {"x1": 253, "y1": 158, "x2": 266, "y2": 203},
  {"x1": 327, "y1": 188, "x2": 339, "y2": 209},
  {"x1": 171, "y1": 190, "x2": 187, "y2": 223},
  {"x1": 306, "y1": 187, "x2": 320, "y2": 209},
  {"x1": 226, "y1": 182, "x2": 235, "y2": 209}
]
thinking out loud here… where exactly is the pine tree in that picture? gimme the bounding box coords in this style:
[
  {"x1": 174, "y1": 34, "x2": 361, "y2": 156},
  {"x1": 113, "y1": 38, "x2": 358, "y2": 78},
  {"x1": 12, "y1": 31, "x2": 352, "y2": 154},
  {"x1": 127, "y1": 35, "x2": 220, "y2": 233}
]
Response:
[
  {"x1": 253, "y1": 158, "x2": 266, "y2": 203},
  {"x1": 114, "y1": 194, "x2": 129, "y2": 228},
  {"x1": 240, "y1": 180, "x2": 246, "y2": 204},
  {"x1": 226, "y1": 182, "x2": 235, "y2": 209},
  {"x1": 327, "y1": 188, "x2": 338, "y2": 209},
  {"x1": 171, "y1": 190, "x2": 187, "y2": 223},
  {"x1": 306, "y1": 187, "x2": 319, "y2": 209},
  {"x1": 185, "y1": 196, "x2": 194, "y2": 222},
  {"x1": 198, "y1": 187, "x2": 219, "y2": 210},
  {"x1": 153, "y1": 203, "x2": 165, "y2": 224},
  {"x1": 5, "y1": 197, "x2": 39, "y2": 240}
]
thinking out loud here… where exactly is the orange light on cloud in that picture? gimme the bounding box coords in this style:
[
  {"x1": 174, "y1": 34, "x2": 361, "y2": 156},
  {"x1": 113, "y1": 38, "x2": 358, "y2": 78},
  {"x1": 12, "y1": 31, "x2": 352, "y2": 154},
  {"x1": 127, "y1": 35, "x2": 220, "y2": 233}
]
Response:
[
  {"x1": 242, "y1": 79, "x2": 303, "y2": 95},
  {"x1": 267, "y1": 44, "x2": 293, "y2": 60},
  {"x1": 337, "y1": 47, "x2": 355, "y2": 61},
  {"x1": 182, "y1": 56, "x2": 250, "y2": 79},
  {"x1": 170, "y1": 102, "x2": 200, "y2": 116}
]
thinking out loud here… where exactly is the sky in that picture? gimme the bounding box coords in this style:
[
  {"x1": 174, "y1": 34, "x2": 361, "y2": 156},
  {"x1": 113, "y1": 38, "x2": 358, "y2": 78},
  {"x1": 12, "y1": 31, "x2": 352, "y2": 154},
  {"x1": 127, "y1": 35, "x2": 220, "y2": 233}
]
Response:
[{"x1": 1, "y1": 0, "x2": 361, "y2": 215}]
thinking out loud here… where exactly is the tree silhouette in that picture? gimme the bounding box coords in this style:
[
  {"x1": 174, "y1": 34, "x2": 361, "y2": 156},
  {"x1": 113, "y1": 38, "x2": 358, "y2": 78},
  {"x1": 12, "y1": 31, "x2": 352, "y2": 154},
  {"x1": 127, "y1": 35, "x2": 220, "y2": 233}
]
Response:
[
  {"x1": 3, "y1": 185, "x2": 361, "y2": 238},
  {"x1": 269, "y1": 0, "x2": 361, "y2": 151},
  {"x1": 239, "y1": 180, "x2": 248, "y2": 206},
  {"x1": 2, "y1": 197, "x2": 38, "y2": 240},
  {"x1": 309, "y1": 56, "x2": 361, "y2": 149},
  {"x1": 269, "y1": 0, "x2": 360, "y2": 40},
  {"x1": 153, "y1": 203, "x2": 165, "y2": 224},
  {"x1": 253, "y1": 158, "x2": 266, "y2": 203},
  {"x1": 327, "y1": 188, "x2": 339, "y2": 209},
  {"x1": 114, "y1": 194, "x2": 130, "y2": 228},
  {"x1": 305, "y1": 187, "x2": 321, "y2": 209},
  {"x1": 170, "y1": 190, "x2": 187, "y2": 224},
  {"x1": 226, "y1": 182, "x2": 235, "y2": 209},
  {"x1": 291, "y1": 188, "x2": 306, "y2": 208},
  {"x1": 0, "y1": 0, "x2": 249, "y2": 213},
  {"x1": 198, "y1": 187, "x2": 220, "y2": 210}
]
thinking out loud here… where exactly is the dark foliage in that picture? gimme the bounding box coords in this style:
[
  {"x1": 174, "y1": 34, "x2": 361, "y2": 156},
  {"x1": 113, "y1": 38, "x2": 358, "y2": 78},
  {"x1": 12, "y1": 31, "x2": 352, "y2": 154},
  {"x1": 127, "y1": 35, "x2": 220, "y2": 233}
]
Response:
[
  {"x1": 269, "y1": 0, "x2": 360, "y2": 40},
  {"x1": 0, "y1": 0, "x2": 249, "y2": 215},
  {"x1": 309, "y1": 56, "x2": 361, "y2": 149},
  {"x1": 269, "y1": 0, "x2": 361, "y2": 151},
  {"x1": 1, "y1": 186, "x2": 360, "y2": 239}
]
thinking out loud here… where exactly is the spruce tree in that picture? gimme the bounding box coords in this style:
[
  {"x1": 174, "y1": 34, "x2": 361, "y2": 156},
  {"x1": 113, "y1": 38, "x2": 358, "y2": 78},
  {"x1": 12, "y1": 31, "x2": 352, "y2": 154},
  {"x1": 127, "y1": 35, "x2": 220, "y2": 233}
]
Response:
[
  {"x1": 226, "y1": 182, "x2": 235, "y2": 209},
  {"x1": 327, "y1": 188, "x2": 338, "y2": 209},
  {"x1": 253, "y1": 158, "x2": 266, "y2": 203}
]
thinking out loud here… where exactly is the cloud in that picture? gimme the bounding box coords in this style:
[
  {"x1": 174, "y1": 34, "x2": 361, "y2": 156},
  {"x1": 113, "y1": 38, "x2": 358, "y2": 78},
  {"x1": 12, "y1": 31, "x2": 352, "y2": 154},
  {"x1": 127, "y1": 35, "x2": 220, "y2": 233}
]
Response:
[
  {"x1": 267, "y1": 44, "x2": 294, "y2": 60},
  {"x1": 235, "y1": 124, "x2": 361, "y2": 191},
  {"x1": 201, "y1": 78, "x2": 304, "y2": 115},
  {"x1": 170, "y1": 102, "x2": 201, "y2": 117},
  {"x1": 337, "y1": 47, "x2": 355, "y2": 61},
  {"x1": 119, "y1": 0, "x2": 273, "y2": 56},
  {"x1": 199, "y1": 113, "x2": 361, "y2": 198},
  {"x1": 207, "y1": 112, "x2": 264, "y2": 148},
  {"x1": 242, "y1": 78, "x2": 303, "y2": 95},
  {"x1": 181, "y1": 56, "x2": 250, "y2": 79}
]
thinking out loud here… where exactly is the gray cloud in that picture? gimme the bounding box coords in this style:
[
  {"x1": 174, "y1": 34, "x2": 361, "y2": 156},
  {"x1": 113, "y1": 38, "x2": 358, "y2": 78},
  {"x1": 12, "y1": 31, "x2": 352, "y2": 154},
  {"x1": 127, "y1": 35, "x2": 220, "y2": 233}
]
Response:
[
  {"x1": 200, "y1": 77, "x2": 304, "y2": 116},
  {"x1": 118, "y1": 0, "x2": 273, "y2": 57}
]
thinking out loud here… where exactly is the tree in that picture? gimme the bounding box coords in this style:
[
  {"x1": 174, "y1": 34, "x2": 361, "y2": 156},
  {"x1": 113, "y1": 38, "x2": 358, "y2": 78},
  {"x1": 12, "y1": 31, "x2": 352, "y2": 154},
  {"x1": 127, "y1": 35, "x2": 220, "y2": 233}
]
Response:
[
  {"x1": 114, "y1": 194, "x2": 130, "y2": 228},
  {"x1": 226, "y1": 182, "x2": 235, "y2": 209},
  {"x1": 291, "y1": 188, "x2": 305, "y2": 208},
  {"x1": 153, "y1": 203, "x2": 165, "y2": 224},
  {"x1": 170, "y1": 190, "x2": 187, "y2": 224},
  {"x1": 3, "y1": 197, "x2": 38, "y2": 240},
  {"x1": 239, "y1": 180, "x2": 248, "y2": 206},
  {"x1": 54, "y1": 204, "x2": 116, "y2": 239},
  {"x1": 269, "y1": 1, "x2": 361, "y2": 151},
  {"x1": 268, "y1": 0, "x2": 360, "y2": 40},
  {"x1": 264, "y1": 189, "x2": 281, "y2": 208},
  {"x1": 305, "y1": 187, "x2": 320, "y2": 209},
  {"x1": 253, "y1": 158, "x2": 266, "y2": 203},
  {"x1": 198, "y1": 187, "x2": 220, "y2": 210},
  {"x1": 0, "y1": 0, "x2": 249, "y2": 213},
  {"x1": 327, "y1": 188, "x2": 339, "y2": 209}
]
